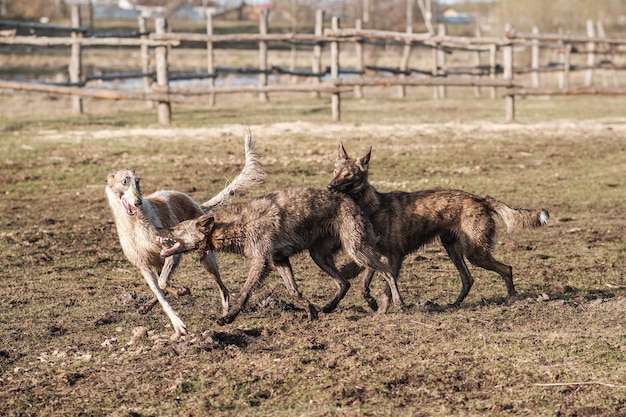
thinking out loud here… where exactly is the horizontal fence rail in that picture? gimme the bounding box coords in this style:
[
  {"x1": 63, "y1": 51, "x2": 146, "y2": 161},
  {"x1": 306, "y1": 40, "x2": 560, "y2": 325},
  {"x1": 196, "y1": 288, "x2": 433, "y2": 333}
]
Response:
[{"x1": 0, "y1": 5, "x2": 625, "y2": 124}]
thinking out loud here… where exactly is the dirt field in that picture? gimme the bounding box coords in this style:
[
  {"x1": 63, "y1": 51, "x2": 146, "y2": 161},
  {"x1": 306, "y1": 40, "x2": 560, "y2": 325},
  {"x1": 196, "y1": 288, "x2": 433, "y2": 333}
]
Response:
[{"x1": 0, "y1": 92, "x2": 625, "y2": 416}]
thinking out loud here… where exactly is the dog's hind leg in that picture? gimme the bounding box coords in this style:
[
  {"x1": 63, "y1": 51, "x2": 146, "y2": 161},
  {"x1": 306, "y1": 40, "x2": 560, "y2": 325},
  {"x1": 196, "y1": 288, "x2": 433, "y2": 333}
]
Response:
[
  {"x1": 367, "y1": 255, "x2": 404, "y2": 313},
  {"x1": 466, "y1": 249, "x2": 515, "y2": 297},
  {"x1": 158, "y1": 254, "x2": 191, "y2": 297},
  {"x1": 308, "y1": 248, "x2": 350, "y2": 314},
  {"x1": 339, "y1": 260, "x2": 379, "y2": 312},
  {"x1": 461, "y1": 217, "x2": 516, "y2": 299},
  {"x1": 441, "y1": 235, "x2": 475, "y2": 306},
  {"x1": 200, "y1": 251, "x2": 230, "y2": 316},
  {"x1": 274, "y1": 257, "x2": 319, "y2": 320},
  {"x1": 339, "y1": 261, "x2": 380, "y2": 310}
]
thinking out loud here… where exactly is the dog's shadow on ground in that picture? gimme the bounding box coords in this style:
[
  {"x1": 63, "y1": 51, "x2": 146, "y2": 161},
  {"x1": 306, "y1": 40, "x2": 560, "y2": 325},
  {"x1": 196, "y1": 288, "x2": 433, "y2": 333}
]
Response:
[
  {"x1": 410, "y1": 285, "x2": 623, "y2": 314},
  {"x1": 200, "y1": 328, "x2": 263, "y2": 351}
]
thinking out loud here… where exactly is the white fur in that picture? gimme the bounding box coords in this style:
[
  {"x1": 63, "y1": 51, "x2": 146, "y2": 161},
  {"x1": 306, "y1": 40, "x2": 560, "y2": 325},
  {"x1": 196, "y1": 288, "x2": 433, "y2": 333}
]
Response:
[{"x1": 105, "y1": 131, "x2": 265, "y2": 336}]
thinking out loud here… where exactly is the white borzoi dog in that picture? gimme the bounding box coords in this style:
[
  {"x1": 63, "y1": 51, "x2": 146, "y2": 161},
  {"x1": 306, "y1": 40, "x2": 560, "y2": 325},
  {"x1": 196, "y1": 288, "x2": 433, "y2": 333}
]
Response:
[{"x1": 105, "y1": 130, "x2": 265, "y2": 336}]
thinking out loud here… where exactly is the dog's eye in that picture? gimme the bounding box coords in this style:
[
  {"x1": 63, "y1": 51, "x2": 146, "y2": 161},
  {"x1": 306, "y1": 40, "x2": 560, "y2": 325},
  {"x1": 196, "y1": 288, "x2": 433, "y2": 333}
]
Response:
[{"x1": 121, "y1": 178, "x2": 127, "y2": 186}]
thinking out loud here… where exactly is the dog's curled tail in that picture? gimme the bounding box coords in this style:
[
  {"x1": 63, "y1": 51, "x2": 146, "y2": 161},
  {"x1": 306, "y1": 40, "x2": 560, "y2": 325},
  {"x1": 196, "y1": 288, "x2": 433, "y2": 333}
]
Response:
[
  {"x1": 201, "y1": 128, "x2": 267, "y2": 210},
  {"x1": 485, "y1": 195, "x2": 550, "y2": 233}
]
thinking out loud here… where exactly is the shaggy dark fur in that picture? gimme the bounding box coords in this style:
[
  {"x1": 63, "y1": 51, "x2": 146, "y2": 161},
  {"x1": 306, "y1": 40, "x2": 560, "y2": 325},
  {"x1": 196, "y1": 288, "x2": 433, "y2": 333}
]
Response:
[
  {"x1": 328, "y1": 143, "x2": 550, "y2": 311},
  {"x1": 157, "y1": 187, "x2": 404, "y2": 325}
]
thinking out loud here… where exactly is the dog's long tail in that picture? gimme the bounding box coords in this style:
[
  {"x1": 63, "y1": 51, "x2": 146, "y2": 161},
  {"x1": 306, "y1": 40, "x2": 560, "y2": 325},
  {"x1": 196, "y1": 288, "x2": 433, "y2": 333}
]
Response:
[
  {"x1": 485, "y1": 195, "x2": 550, "y2": 232},
  {"x1": 201, "y1": 128, "x2": 266, "y2": 210}
]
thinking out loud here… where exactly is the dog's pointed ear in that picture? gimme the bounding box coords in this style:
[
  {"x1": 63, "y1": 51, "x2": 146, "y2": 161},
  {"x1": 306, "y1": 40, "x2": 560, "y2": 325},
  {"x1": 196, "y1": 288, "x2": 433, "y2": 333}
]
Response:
[
  {"x1": 358, "y1": 147, "x2": 371, "y2": 170},
  {"x1": 338, "y1": 142, "x2": 348, "y2": 160},
  {"x1": 199, "y1": 214, "x2": 215, "y2": 230}
]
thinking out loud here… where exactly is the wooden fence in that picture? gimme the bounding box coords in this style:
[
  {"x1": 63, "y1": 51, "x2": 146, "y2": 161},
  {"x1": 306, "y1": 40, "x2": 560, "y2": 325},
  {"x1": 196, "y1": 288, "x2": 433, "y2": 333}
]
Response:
[{"x1": 1, "y1": 5, "x2": 625, "y2": 125}]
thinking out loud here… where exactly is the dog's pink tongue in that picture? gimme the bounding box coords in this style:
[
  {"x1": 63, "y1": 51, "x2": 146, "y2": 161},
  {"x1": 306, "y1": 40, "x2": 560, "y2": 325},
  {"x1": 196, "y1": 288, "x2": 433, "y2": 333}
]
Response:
[
  {"x1": 160, "y1": 241, "x2": 181, "y2": 257},
  {"x1": 121, "y1": 197, "x2": 137, "y2": 216}
]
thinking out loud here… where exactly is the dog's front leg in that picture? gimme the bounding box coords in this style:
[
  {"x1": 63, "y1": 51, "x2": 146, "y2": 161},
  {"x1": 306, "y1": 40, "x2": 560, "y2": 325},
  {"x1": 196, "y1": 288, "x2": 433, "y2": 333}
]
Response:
[
  {"x1": 200, "y1": 251, "x2": 230, "y2": 317},
  {"x1": 378, "y1": 271, "x2": 406, "y2": 313},
  {"x1": 360, "y1": 269, "x2": 380, "y2": 312},
  {"x1": 158, "y1": 254, "x2": 191, "y2": 297},
  {"x1": 275, "y1": 258, "x2": 318, "y2": 320},
  {"x1": 140, "y1": 267, "x2": 187, "y2": 336},
  {"x1": 217, "y1": 258, "x2": 271, "y2": 326}
]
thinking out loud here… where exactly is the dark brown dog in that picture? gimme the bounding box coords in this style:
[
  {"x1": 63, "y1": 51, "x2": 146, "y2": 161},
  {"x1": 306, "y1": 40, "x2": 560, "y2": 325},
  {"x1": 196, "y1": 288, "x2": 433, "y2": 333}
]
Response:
[
  {"x1": 156, "y1": 187, "x2": 404, "y2": 325},
  {"x1": 328, "y1": 143, "x2": 550, "y2": 311}
]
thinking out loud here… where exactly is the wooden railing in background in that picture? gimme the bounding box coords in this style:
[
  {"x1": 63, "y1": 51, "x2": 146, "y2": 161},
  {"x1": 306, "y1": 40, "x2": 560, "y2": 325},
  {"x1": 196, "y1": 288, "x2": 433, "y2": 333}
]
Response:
[{"x1": 1, "y1": 5, "x2": 625, "y2": 125}]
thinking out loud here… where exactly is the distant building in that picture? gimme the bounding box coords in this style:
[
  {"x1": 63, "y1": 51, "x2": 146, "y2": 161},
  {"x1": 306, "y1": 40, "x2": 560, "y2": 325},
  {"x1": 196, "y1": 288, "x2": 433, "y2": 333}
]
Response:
[
  {"x1": 439, "y1": 7, "x2": 474, "y2": 25},
  {"x1": 93, "y1": 0, "x2": 273, "y2": 20}
]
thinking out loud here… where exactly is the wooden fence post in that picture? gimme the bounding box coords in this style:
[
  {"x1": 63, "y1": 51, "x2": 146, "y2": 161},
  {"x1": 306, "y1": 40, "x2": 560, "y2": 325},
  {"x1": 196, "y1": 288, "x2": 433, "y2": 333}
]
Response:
[
  {"x1": 436, "y1": 23, "x2": 447, "y2": 99},
  {"x1": 432, "y1": 35, "x2": 440, "y2": 99},
  {"x1": 489, "y1": 43, "x2": 497, "y2": 99},
  {"x1": 503, "y1": 23, "x2": 515, "y2": 122},
  {"x1": 154, "y1": 17, "x2": 171, "y2": 126},
  {"x1": 531, "y1": 26, "x2": 541, "y2": 88},
  {"x1": 69, "y1": 4, "x2": 83, "y2": 115},
  {"x1": 596, "y1": 20, "x2": 617, "y2": 87},
  {"x1": 311, "y1": 9, "x2": 324, "y2": 99},
  {"x1": 330, "y1": 16, "x2": 341, "y2": 121},
  {"x1": 398, "y1": 0, "x2": 413, "y2": 98},
  {"x1": 354, "y1": 19, "x2": 364, "y2": 99},
  {"x1": 584, "y1": 19, "x2": 596, "y2": 87},
  {"x1": 258, "y1": 9, "x2": 269, "y2": 103},
  {"x1": 562, "y1": 43, "x2": 572, "y2": 90},
  {"x1": 473, "y1": 26, "x2": 482, "y2": 97},
  {"x1": 557, "y1": 28, "x2": 565, "y2": 89},
  {"x1": 206, "y1": 10, "x2": 216, "y2": 106},
  {"x1": 138, "y1": 15, "x2": 154, "y2": 109}
]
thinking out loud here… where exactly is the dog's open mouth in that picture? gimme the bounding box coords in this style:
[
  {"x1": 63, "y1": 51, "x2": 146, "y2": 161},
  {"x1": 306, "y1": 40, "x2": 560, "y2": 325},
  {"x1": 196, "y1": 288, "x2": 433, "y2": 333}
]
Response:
[
  {"x1": 121, "y1": 197, "x2": 137, "y2": 216},
  {"x1": 157, "y1": 235, "x2": 181, "y2": 257},
  {"x1": 160, "y1": 241, "x2": 182, "y2": 257}
]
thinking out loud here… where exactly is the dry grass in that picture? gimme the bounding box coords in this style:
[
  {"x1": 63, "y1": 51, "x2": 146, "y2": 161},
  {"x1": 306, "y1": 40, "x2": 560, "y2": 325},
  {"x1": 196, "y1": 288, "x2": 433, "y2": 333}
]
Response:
[{"x1": 0, "y1": 92, "x2": 625, "y2": 416}]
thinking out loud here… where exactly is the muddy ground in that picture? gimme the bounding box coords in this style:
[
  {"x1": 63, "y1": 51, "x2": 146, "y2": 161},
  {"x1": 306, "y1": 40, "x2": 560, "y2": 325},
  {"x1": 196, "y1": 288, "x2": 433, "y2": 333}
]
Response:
[{"x1": 0, "y1": 93, "x2": 625, "y2": 416}]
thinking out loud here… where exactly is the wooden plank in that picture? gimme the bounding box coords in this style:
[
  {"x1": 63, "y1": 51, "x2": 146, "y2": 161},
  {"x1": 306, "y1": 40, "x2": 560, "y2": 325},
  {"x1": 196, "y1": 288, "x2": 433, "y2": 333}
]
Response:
[
  {"x1": 512, "y1": 87, "x2": 626, "y2": 96},
  {"x1": 397, "y1": 2, "x2": 413, "y2": 99},
  {"x1": 152, "y1": 84, "x2": 350, "y2": 95},
  {"x1": 206, "y1": 11, "x2": 216, "y2": 106},
  {"x1": 531, "y1": 26, "x2": 541, "y2": 88},
  {"x1": 507, "y1": 29, "x2": 626, "y2": 45},
  {"x1": 330, "y1": 17, "x2": 341, "y2": 122},
  {"x1": 137, "y1": 15, "x2": 153, "y2": 109},
  {"x1": 258, "y1": 9, "x2": 269, "y2": 103},
  {"x1": 333, "y1": 77, "x2": 519, "y2": 88},
  {"x1": 0, "y1": 79, "x2": 185, "y2": 102},
  {"x1": 154, "y1": 17, "x2": 171, "y2": 126},
  {"x1": 354, "y1": 19, "x2": 364, "y2": 99},
  {"x1": 0, "y1": 36, "x2": 179, "y2": 47},
  {"x1": 311, "y1": 9, "x2": 324, "y2": 99},
  {"x1": 585, "y1": 19, "x2": 596, "y2": 87},
  {"x1": 69, "y1": 5, "x2": 83, "y2": 115},
  {"x1": 0, "y1": 18, "x2": 88, "y2": 33}
]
